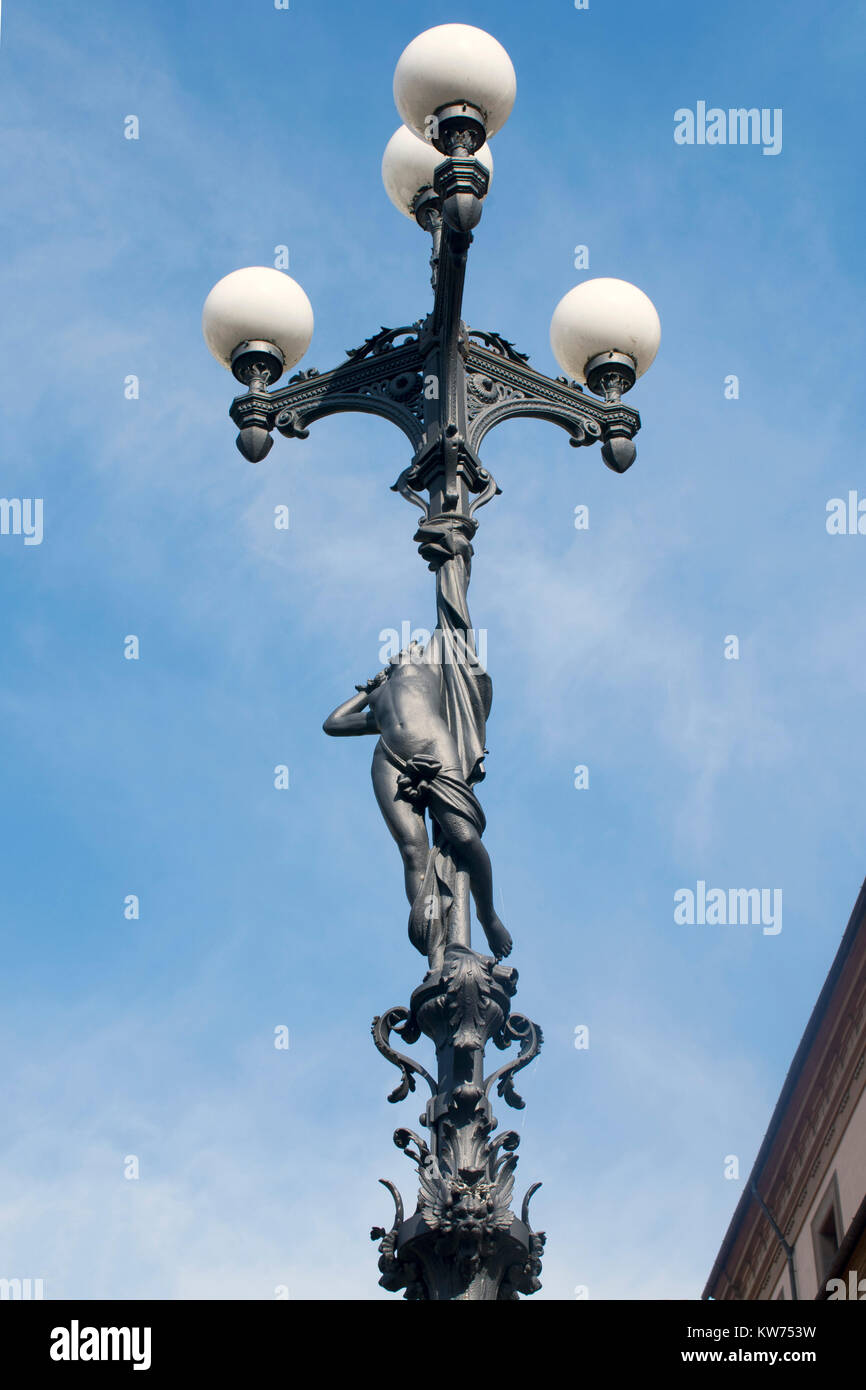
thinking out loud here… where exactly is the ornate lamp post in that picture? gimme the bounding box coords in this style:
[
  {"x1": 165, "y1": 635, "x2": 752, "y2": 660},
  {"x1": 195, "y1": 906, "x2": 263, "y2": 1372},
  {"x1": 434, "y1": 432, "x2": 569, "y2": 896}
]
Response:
[{"x1": 203, "y1": 22, "x2": 660, "y2": 1301}]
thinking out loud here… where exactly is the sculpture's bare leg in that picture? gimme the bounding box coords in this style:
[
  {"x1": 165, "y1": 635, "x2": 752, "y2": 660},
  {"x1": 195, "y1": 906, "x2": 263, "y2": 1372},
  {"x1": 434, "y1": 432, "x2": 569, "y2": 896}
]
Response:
[
  {"x1": 433, "y1": 808, "x2": 512, "y2": 960},
  {"x1": 372, "y1": 748, "x2": 430, "y2": 908}
]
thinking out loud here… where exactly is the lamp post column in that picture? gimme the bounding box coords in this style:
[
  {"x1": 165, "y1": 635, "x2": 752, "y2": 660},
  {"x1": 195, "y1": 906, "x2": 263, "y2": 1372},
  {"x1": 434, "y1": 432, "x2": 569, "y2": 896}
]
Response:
[{"x1": 368, "y1": 195, "x2": 547, "y2": 1301}]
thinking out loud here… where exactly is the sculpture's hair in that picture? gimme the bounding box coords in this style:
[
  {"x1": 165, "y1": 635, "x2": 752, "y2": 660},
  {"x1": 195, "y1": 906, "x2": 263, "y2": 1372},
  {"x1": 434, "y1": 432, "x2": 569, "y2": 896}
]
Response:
[{"x1": 389, "y1": 638, "x2": 427, "y2": 666}]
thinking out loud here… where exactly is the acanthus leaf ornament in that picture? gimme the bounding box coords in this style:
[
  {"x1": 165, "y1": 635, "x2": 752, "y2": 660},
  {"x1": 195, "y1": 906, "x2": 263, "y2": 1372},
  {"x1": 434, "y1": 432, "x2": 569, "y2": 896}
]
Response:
[
  {"x1": 467, "y1": 328, "x2": 531, "y2": 363},
  {"x1": 344, "y1": 323, "x2": 423, "y2": 363}
]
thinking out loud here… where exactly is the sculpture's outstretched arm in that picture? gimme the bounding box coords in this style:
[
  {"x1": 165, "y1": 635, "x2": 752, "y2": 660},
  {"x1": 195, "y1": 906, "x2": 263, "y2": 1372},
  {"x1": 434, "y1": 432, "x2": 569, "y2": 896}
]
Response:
[{"x1": 323, "y1": 686, "x2": 380, "y2": 738}]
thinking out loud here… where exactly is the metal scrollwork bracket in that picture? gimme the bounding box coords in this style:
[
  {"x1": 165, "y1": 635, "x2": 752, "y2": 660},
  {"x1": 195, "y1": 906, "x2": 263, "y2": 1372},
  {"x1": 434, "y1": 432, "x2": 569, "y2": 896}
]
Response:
[
  {"x1": 483, "y1": 1013, "x2": 544, "y2": 1110},
  {"x1": 229, "y1": 327, "x2": 428, "y2": 462},
  {"x1": 372, "y1": 1005, "x2": 436, "y2": 1104},
  {"x1": 463, "y1": 341, "x2": 641, "y2": 469}
]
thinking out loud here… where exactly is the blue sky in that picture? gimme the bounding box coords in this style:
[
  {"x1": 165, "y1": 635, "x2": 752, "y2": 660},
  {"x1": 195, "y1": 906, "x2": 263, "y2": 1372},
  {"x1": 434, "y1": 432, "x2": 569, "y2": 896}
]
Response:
[{"x1": 1, "y1": 0, "x2": 864, "y2": 1299}]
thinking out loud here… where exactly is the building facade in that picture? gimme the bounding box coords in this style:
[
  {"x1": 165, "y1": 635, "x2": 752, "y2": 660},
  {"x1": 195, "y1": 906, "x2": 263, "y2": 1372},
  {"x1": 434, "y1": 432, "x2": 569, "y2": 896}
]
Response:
[{"x1": 703, "y1": 879, "x2": 866, "y2": 1301}]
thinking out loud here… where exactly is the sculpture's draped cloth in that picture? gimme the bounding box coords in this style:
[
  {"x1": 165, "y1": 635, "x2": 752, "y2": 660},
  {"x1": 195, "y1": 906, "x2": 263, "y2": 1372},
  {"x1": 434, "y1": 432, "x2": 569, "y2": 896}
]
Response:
[{"x1": 401, "y1": 514, "x2": 492, "y2": 962}]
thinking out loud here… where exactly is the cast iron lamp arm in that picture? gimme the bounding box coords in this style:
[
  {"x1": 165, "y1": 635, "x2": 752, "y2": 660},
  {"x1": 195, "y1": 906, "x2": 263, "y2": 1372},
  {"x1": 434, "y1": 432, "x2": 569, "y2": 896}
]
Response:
[{"x1": 228, "y1": 211, "x2": 642, "y2": 480}]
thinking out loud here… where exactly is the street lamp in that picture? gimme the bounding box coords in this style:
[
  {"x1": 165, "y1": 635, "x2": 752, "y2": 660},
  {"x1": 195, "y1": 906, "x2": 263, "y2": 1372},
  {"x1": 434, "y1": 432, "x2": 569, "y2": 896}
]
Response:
[{"x1": 203, "y1": 21, "x2": 659, "y2": 1301}]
